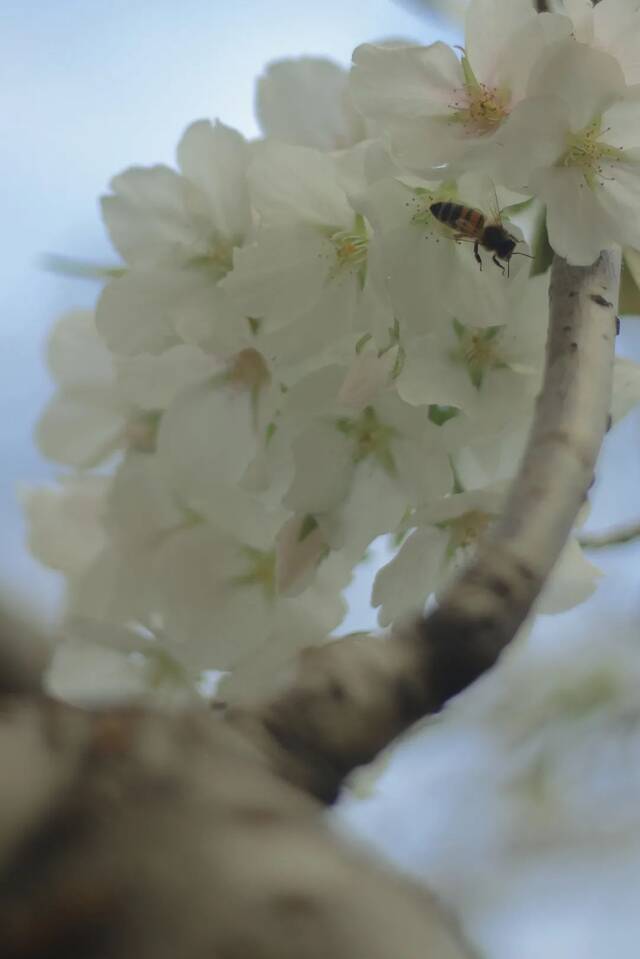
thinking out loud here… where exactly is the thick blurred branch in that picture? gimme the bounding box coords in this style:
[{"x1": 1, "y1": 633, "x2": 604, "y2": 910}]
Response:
[{"x1": 0, "y1": 251, "x2": 620, "y2": 958}]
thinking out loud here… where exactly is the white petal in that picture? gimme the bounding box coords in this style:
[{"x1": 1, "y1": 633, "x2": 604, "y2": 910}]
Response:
[
  {"x1": 611, "y1": 356, "x2": 640, "y2": 423},
  {"x1": 284, "y1": 423, "x2": 354, "y2": 513},
  {"x1": 337, "y1": 350, "x2": 393, "y2": 410},
  {"x1": 150, "y1": 525, "x2": 273, "y2": 669},
  {"x1": 322, "y1": 461, "x2": 408, "y2": 555},
  {"x1": 220, "y1": 226, "x2": 330, "y2": 331},
  {"x1": 535, "y1": 166, "x2": 615, "y2": 266},
  {"x1": 416, "y1": 485, "x2": 506, "y2": 525},
  {"x1": 101, "y1": 165, "x2": 198, "y2": 267},
  {"x1": 465, "y1": 0, "x2": 535, "y2": 85},
  {"x1": 22, "y1": 477, "x2": 108, "y2": 577},
  {"x1": 494, "y1": 13, "x2": 573, "y2": 102},
  {"x1": 96, "y1": 268, "x2": 216, "y2": 356},
  {"x1": 248, "y1": 141, "x2": 353, "y2": 227},
  {"x1": 602, "y1": 92, "x2": 640, "y2": 150},
  {"x1": 36, "y1": 390, "x2": 126, "y2": 468},
  {"x1": 563, "y1": 0, "x2": 594, "y2": 42},
  {"x1": 96, "y1": 270, "x2": 185, "y2": 355},
  {"x1": 394, "y1": 430, "x2": 454, "y2": 505},
  {"x1": 275, "y1": 515, "x2": 328, "y2": 596},
  {"x1": 357, "y1": 178, "x2": 453, "y2": 335},
  {"x1": 594, "y1": 0, "x2": 640, "y2": 50},
  {"x1": 176, "y1": 120, "x2": 252, "y2": 241},
  {"x1": 396, "y1": 333, "x2": 472, "y2": 409},
  {"x1": 372, "y1": 527, "x2": 448, "y2": 626},
  {"x1": 157, "y1": 378, "x2": 259, "y2": 493},
  {"x1": 537, "y1": 537, "x2": 602, "y2": 614},
  {"x1": 46, "y1": 311, "x2": 114, "y2": 387},
  {"x1": 596, "y1": 155, "x2": 640, "y2": 250},
  {"x1": 106, "y1": 453, "x2": 184, "y2": 545},
  {"x1": 46, "y1": 640, "x2": 156, "y2": 705},
  {"x1": 351, "y1": 42, "x2": 461, "y2": 119},
  {"x1": 477, "y1": 96, "x2": 568, "y2": 191},
  {"x1": 528, "y1": 40, "x2": 626, "y2": 132},
  {"x1": 256, "y1": 58, "x2": 365, "y2": 150},
  {"x1": 115, "y1": 346, "x2": 219, "y2": 411},
  {"x1": 68, "y1": 541, "x2": 154, "y2": 627}
]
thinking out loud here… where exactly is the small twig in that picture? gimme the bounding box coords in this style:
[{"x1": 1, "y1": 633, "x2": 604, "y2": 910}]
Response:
[
  {"x1": 580, "y1": 521, "x2": 640, "y2": 549},
  {"x1": 231, "y1": 249, "x2": 621, "y2": 803},
  {"x1": 40, "y1": 253, "x2": 125, "y2": 281}
]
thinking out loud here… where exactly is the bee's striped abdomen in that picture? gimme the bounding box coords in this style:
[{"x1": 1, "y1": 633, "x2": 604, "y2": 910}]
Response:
[{"x1": 430, "y1": 202, "x2": 485, "y2": 237}]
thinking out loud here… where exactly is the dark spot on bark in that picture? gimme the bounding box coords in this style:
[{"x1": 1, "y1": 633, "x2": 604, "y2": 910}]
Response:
[
  {"x1": 394, "y1": 676, "x2": 424, "y2": 724},
  {"x1": 589, "y1": 293, "x2": 613, "y2": 308},
  {"x1": 606, "y1": 414, "x2": 612, "y2": 433},
  {"x1": 488, "y1": 576, "x2": 511, "y2": 599},
  {"x1": 235, "y1": 804, "x2": 283, "y2": 826},
  {"x1": 616, "y1": 316, "x2": 621, "y2": 335},
  {"x1": 562, "y1": 325, "x2": 572, "y2": 334},
  {"x1": 568, "y1": 291, "x2": 577, "y2": 298},
  {"x1": 2, "y1": 801, "x2": 92, "y2": 894},
  {"x1": 514, "y1": 560, "x2": 536, "y2": 582},
  {"x1": 422, "y1": 610, "x2": 506, "y2": 709},
  {"x1": 327, "y1": 680, "x2": 346, "y2": 703},
  {"x1": 272, "y1": 891, "x2": 318, "y2": 918},
  {"x1": 569, "y1": 342, "x2": 578, "y2": 352}
]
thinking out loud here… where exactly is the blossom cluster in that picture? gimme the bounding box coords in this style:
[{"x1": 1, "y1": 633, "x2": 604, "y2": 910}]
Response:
[{"x1": 26, "y1": 0, "x2": 640, "y2": 702}]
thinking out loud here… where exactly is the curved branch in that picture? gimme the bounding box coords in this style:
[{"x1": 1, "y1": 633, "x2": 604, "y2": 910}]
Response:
[
  {"x1": 232, "y1": 250, "x2": 620, "y2": 802},
  {"x1": 580, "y1": 520, "x2": 640, "y2": 549}
]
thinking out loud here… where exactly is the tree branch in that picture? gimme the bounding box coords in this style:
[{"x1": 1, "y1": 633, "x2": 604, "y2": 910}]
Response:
[
  {"x1": 580, "y1": 520, "x2": 640, "y2": 549},
  {"x1": 231, "y1": 249, "x2": 620, "y2": 803},
  {"x1": 0, "y1": 251, "x2": 620, "y2": 957}
]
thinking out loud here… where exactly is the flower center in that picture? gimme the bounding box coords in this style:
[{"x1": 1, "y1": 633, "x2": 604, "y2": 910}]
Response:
[
  {"x1": 451, "y1": 320, "x2": 505, "y2": 389},
  {"x1": 125, "y1": 410, "x2": 162, "y2": 452},
  {"x1": 329, "y1": 214, "x2": 368, "y2": 285},
  {"x1": 442, "y1": 508, "x2": 493, "y2": 559},
  {"x1": 449, "y1": 53, "x2": 510, "y2": 136},
  {"x1": 560, "y1": 119, "x2": 623, "y2": 189},
  {"x1": 232, "y1": 547, "x2": 276, "y2": 599},
  {"x1": 337, "y1": 405, "x2": 396, "y2": 474},
  {"x1": 192, "y1": 238, "x2": 237, "y2": 279},
  {"x1": 226, "y1": 348, "x2": 271, "y2": 393}
]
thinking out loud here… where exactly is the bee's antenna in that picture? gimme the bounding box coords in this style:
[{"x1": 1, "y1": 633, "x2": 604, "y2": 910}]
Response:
[{"x1": 512, "y1": 251, "x2": 534, "y2": 259}]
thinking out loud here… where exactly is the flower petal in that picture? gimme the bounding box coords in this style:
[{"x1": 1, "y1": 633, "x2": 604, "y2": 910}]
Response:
[
  {"x1": 176, "y1": 120, "x2": 252, "y2": 242},
  {"x1": 256, "y1": 57, "x2": 365, "y2": 150},
  {"x1": 372, "y1": 526, "x2": 448, "y2": 626}
]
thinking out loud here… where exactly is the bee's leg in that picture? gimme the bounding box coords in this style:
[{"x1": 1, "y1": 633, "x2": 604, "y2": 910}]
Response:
[
  {"x1": 492, "y1": 254, "x2": 505, "y2": 275},
  {"x1": 473, "y1": 240, "x2": 482, "y2": 270}
]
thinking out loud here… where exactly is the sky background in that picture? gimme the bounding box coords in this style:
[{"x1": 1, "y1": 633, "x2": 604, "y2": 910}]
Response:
[{"x1": 3, "y1": 3, "x2": 640, "y2": 956}]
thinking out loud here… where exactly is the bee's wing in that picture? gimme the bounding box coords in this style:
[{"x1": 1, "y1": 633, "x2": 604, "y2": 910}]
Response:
[{"x1": 488, "y1": 181, "x2": 503, "y2": 225}]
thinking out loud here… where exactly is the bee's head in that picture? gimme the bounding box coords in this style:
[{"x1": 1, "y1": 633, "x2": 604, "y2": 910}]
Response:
[{"x1": 496, "y1": 234, "x2": 516, "y2": 260}]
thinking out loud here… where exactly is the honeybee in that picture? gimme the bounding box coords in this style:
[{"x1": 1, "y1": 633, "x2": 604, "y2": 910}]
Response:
[{"x1": 429, "y1": 198, "x2": 530, "y2": 276}]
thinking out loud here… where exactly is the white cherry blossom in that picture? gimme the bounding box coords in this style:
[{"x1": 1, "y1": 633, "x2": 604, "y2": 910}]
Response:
[
  {"x1": 97, "y1": 120, "x2": 253, "y2": 356},
  {"x1": 487, "y1": 41, "x2": 640, "y2": 264},
  {"x1": 349, "y1": 1, "x2": 571, "y2": 175}
]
